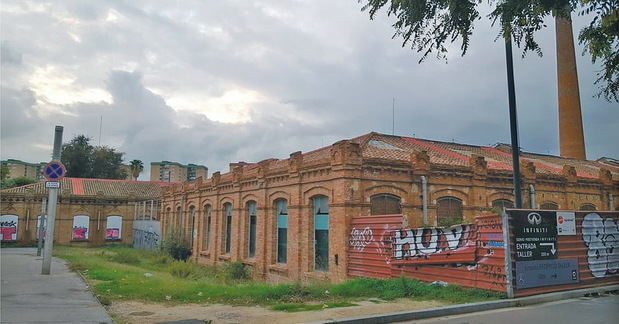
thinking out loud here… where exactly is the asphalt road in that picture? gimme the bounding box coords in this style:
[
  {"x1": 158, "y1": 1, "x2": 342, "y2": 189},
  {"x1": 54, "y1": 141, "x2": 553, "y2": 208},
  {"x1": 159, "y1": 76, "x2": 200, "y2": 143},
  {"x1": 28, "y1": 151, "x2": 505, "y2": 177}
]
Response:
[
  {"x1": 1, "y1": 247, "x2": 113, "y2": 324},
  {"x1": 408, "y1": 293, "x2": 619, "y2": 324}
]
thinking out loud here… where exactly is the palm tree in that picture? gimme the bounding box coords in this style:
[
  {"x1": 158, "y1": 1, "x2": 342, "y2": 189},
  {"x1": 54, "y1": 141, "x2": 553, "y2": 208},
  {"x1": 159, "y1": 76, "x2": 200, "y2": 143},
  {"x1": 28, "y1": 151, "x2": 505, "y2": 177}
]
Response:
[{"x1": 129, "y1": 159, "x2": 144, "y2": 181}]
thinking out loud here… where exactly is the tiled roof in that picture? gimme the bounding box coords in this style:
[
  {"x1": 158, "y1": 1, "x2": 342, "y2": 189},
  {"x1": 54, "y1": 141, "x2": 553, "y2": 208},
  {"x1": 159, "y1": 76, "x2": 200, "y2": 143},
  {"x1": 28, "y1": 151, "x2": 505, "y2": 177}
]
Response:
[
  {"x1": 164, "y1": 132, "x2": 618, "y2": 188},
  {"x1": 1, "y1": 178, "x2": 175, "y2": 199},
  {"x1": 361, "y1": 133, "x2": 618, "y2": 180}
]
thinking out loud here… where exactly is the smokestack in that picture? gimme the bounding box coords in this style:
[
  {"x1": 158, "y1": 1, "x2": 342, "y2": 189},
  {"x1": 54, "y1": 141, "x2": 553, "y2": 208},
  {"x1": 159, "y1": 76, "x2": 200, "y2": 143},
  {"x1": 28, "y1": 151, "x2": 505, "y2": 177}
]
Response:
[{"x1": 556, "y1": 12, "x2": 586, "y2": 160}]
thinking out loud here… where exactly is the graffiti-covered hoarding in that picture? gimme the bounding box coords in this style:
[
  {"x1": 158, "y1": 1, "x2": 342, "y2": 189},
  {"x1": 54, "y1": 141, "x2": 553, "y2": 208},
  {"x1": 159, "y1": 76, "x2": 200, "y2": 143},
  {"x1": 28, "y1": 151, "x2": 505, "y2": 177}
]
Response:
[
  {"x1": 506, "y1": 209, "x2": 619, "y2": 297},
  {"x1": 133, "y1": 220, "x2": 160, "y2": 250},
  {"x1": 348, "y1": 214, "x2": 507, "y2": 292}
]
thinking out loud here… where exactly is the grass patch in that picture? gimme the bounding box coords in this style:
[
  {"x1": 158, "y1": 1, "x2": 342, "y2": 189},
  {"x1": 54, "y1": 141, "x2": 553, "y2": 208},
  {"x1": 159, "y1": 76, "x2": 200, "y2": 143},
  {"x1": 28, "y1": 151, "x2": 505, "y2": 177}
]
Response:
[
  {"x1": 53, "y1": 246, "x2": 504, "y2": 308},
  {"x1": 271, "y1": 301, "x2": 358, "y2": 312}
]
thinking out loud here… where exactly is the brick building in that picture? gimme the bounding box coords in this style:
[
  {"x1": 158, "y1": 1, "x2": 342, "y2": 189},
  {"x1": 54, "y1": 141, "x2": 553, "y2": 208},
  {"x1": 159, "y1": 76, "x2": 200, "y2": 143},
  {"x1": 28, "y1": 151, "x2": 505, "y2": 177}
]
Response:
[
  {"x1": 0, "y1": 178, "x2": 173, "y2": 246},
  {"x1": 150, "y1": 161, "x2": 208, "y2": 183},
  {"x1": 1, "y1": 159, "x2": 47, "y2": 181},
  {"x1": 159, "y1": 132, "x2": 619, "y2": 283}
]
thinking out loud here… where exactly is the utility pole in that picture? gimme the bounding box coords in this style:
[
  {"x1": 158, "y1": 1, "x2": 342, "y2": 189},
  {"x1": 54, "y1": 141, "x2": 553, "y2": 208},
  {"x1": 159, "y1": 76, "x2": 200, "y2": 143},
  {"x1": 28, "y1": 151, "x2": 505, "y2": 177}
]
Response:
[
  {"x1": 504, "y1": 36, "x2": 522, "y2": 208},
  {"x1": 37, "y1": 198, "x2": 46, "y2": 256},
  {"x1": 42, "y1": 126, "x2": 64, "y2": 275}
]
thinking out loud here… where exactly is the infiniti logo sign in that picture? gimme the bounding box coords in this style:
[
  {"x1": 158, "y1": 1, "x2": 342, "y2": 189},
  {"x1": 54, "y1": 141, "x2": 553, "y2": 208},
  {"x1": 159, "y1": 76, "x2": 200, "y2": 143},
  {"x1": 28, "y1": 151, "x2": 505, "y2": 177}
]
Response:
[{"x1": 527, "y1": 212, "x2": 542, "y2": 225}]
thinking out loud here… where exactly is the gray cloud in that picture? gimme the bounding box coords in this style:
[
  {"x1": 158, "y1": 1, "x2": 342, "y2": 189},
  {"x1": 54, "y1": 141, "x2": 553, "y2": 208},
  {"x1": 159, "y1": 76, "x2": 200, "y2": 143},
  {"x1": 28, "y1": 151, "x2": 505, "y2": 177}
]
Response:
[{"x1": 1, "y1": 1, "x2": 617, "y2": 180}]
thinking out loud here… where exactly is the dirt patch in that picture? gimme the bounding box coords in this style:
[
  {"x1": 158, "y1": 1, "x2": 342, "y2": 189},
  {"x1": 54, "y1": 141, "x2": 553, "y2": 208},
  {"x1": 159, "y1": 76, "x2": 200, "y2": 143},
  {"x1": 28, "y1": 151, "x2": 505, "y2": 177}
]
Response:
[{"x1": 109, "y1": 299, "x2": 448, "y2": 323}]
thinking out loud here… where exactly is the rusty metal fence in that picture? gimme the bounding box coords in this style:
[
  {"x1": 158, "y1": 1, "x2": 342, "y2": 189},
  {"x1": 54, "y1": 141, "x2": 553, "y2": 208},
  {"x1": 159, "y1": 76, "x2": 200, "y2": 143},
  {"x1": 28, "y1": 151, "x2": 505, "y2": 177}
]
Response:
[
  {"x1": 348, "y1": 213, "x2": 508, "y2": 292},
  {"x1": 348, "y1": 210, "x2": 619, "y2": 297}
]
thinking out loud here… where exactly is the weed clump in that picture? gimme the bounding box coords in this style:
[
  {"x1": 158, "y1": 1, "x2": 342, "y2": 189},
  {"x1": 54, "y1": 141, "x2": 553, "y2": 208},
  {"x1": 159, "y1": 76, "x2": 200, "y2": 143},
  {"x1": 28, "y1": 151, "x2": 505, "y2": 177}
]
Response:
[
  {"x1": 151, "y1": 253, "x2": 173, "y2": 265},
  {"x1": 161, "y1": 229, "x2": 192, "y2": 261},
  {"x1": 109, "y1": 249, "x2": 141, "y2": 264},
  {"x1": 223, "y1": 261, "x2": 250, "y2": 280}
]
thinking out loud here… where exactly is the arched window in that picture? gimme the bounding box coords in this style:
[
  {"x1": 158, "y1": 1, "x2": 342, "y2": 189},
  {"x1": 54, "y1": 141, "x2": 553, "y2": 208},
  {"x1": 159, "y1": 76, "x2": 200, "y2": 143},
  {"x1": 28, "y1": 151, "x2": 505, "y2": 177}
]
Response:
[
  {"x1": 0, "y1": 214, "x2": 19, "y2": 242},
  {"x1": 312, "y1": 195, "x2": 329, "y2": 271},
  {"x1": 540, "y1": 202, "x2": 559, "y2": 210},
  {"x1": 436, "y1": 197, "x2": 463, "y2": 226},
  {"x1": 223, "y1": 203, "x2": 233, "y2": 254},
  {"x1": 579, "y1": 203, "x2": 597, "y2": 211},
  {"x1": 492, "y1": 199, "x2": 514, "y2": 210},
  {"x1": 203, "y1": 204, "x2": 212, "y2": 250},
  {"x1": 247, "y1": 201, "x2": 257, "y2": 258},
  {"x1": 176, "y1": 206, "x2": 182, "y2": 229},
  {"x1": 105, "y1": 216, "x2": 122, "y2": 240},
  {"x1": 72, "y1": 215, "x2": 90, "y2": 240},
  {"x1": 188, "y1": 206, "x2": 196, "y2": 248},
  {"x1": 275, "y1": 199, "x2": 288, "y2": 264},
  {"x1": 370, "y1": 194, "x2": 402, "y2": 215},
  {"x1": 165, "y1": 207, "x2": 171, "y2": 228}
]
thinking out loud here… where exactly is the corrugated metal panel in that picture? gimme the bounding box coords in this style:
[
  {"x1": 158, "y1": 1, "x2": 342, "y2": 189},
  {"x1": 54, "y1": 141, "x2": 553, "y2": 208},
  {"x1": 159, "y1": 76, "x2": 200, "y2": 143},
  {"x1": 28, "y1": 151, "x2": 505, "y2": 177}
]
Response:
[
  {"x1": 348, "y1": 214, "x2": 402, "y2": 279},
  {"x1": 347, "y1": 213, "x2": 508, "y2": 293},
  {"x1": 510, "y1": 210, "x2": 619, "y2": 297}
]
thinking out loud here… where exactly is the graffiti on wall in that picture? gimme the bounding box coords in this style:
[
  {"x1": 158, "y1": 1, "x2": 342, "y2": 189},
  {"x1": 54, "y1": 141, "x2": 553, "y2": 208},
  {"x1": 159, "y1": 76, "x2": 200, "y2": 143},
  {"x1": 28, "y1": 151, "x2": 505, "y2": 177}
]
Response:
[
  {"x1": 72, "y1": 215, "x2": 90, "y2": 240},
  {"x1": 392, "y1": 224, "x2": 476, "y2": 261},
  {"x1": 133, "y1": 220, "x2": 161, "y2": 250},
  {"x1": 582, "y1": 213, "x2": 619, "y2": 278},
  {"x1": 105, "y1": 216, "x2": 122, "y2": 240},
  {"x1": 349, "y1": 227, "x2": 373, "y2": 252},
  {"x1": 0, "y1": 215, "x2": 18, "y2": 241}
]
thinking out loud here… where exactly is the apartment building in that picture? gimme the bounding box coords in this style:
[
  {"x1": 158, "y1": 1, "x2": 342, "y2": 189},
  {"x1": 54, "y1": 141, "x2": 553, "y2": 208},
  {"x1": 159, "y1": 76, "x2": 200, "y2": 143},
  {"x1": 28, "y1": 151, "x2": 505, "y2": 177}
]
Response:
[
  {"x1": 150, "y1": 161, "x2": 207, "y2": 183},
  {"x1": 1, "y1": 159, "x2": 46, "y2": 180}
]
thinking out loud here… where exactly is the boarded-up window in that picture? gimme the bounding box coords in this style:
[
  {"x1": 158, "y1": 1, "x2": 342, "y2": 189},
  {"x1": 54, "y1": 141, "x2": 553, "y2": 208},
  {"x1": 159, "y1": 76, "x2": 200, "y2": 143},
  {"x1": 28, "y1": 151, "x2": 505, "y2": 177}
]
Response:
[
  {"x1": 540, "y1": 202, "x2": 559, "y2": 210},
  {"x1": 72, "y1": 215, "x2": 90, "y2": 240},
  {"x1": 492, "y1": 199, "x2": 514, "y2": 209},
  {"x1": 0, "y1": 214, "x2": 18, "y2": 242},
  {"x1": 436, "y1": 197, "x2": 463, "y2": 225},
  {"x1": 370, "y1": 194, "x2": 401, "y2": 215},
  {"x1": 579, "y1": 203, "x2": 597, "y2": 211},
  {"x1": 105, "y1": 216, "x2": 122, "y2": 240}
]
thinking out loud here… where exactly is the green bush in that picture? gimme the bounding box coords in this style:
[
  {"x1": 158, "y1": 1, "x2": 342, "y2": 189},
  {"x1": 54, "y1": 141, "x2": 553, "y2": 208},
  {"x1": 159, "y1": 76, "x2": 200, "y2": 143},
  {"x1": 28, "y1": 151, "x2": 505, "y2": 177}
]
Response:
[
  {"x1": 109, "y1": 249, "x2": 141, "y2": 264},
  {"x1": 224, "y1": 261, "x2": 250, "y2": 280},
  {"x1": 161, "y1": 229, "x2": 192, "y2": 261}
]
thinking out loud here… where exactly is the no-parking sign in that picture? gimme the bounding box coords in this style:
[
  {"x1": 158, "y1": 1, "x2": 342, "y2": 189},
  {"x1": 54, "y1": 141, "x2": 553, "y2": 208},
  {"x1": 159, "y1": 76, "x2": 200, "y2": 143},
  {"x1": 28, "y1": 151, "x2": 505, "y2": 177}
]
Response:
[{"x1": 43, "y1": 161, "x2": 67, "y2": 181}]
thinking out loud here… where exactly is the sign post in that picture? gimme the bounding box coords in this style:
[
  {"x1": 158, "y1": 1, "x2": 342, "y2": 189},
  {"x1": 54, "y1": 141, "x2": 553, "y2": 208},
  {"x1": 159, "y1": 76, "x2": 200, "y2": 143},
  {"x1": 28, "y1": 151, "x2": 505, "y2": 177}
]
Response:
[{"x1": 41, "y1": 126, "x2": 65, "y2": 275}]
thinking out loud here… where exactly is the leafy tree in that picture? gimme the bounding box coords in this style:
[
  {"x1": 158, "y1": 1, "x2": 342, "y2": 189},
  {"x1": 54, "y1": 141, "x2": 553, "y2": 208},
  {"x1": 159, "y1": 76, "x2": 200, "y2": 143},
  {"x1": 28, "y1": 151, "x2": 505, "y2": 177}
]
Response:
[
  {"x1": 0, "y1": 165, "x2": 9, "y2": 181},
  {"x1": 61, "y1": 135, "x2": 94, "y2": 178},
  {"x1": 360, "y1": 0, "x2": 619, "y2": 102},
  {"x1": 1, "y1": 176, "x2": 37, "y2": 189},
  {"x1": 61, "y1": 135, "x2": 127, "y2": 179},
  {"x1": 129, "y1": 159, "x2": 144, "y2": 180},
  {"x1": 91, "y1": 146, "x2": 128, "y2": 179}
]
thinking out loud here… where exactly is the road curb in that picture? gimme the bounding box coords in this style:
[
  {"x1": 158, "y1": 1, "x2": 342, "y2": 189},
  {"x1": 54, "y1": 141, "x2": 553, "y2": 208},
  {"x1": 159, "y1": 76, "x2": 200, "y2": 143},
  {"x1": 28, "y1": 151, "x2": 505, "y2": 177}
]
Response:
[{"x1": 301, "y1": 285, "x2": 619, "y2": 324}]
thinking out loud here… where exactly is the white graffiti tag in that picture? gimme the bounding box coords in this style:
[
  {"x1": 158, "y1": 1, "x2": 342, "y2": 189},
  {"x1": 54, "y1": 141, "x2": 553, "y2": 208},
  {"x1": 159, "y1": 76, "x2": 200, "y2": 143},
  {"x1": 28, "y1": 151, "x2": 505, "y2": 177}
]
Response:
[
  {"x1": 349, "y1": 227, "x2": 373, "y2": 252},
  {"x1": 582, "y1": 213, "x2": 619, "y2": 278},
  {"x1": 393, "y1": 225, "x2": 472, "y2": 259}
]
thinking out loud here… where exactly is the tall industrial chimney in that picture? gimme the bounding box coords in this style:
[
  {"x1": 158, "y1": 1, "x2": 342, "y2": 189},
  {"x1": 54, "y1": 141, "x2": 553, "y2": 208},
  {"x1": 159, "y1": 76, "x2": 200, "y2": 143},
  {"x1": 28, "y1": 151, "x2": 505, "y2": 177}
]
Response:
[{"x1": 556, "y1": 13, "x2": 586, "y2": 160}]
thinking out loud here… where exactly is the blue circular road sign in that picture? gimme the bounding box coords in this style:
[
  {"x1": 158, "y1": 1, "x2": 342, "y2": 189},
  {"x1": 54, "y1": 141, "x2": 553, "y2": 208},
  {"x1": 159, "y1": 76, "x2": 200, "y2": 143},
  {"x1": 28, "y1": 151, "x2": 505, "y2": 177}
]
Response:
[{"x1": 43, "y1": 161, "x2": 67, "y2": 181}]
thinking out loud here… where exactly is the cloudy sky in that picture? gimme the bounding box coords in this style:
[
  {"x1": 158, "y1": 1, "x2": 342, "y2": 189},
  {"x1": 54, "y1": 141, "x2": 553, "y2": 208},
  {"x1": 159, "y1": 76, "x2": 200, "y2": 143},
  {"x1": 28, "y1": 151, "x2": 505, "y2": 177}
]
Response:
[{"x1": 1, "y1": 1, "x2": 617, "y2": 179}]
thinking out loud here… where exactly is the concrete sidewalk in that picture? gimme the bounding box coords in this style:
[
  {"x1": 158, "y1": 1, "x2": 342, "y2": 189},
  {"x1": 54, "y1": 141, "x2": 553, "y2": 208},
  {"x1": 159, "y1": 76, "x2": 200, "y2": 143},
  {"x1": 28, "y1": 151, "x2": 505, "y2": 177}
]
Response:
[{"x1": 1, "y1": 247, "x2": 113, "y2": 324}]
